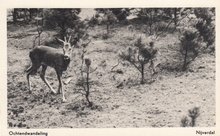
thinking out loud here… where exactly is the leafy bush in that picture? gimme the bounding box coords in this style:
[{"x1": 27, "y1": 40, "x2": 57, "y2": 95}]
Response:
[
  {"x1": 96, "y1": 8, "x2": 131, "y2": 21},
  {"x1": 179, "y1": 27, "x2": 204, "y2": 71},
  {"x1": 95, "y1": 9, "x2": 118, "y2": 35},
  {"x1": 120, "y1": 37, "x2": 158, "y2": 84},
  {"x1": 194, "y1": 8, "x2": 215, "y2": 50},
  {"x1": 180, "y1": 107, "x2": 200, "y2": 127},
  {"x1": 43, "y1": 9, "x2": 81, "y2": 37}
]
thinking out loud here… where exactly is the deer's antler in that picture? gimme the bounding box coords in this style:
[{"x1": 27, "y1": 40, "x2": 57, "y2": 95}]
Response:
[
  {"x1": 68, "y1": 36, "x2": 72, "y2": 43},
  {"x1": 57, "y1": 38, "x2": 65, "y2": 43}
]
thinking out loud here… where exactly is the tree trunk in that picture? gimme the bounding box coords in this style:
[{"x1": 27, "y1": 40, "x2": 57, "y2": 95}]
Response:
[
  {"x1": 183, "y1": 46, "x2": 188, "y2": 71},
  {"x1": 174, "y1": 8, "x2": 177, "y2": 28},
  {"x1": 107, "y1": 23, "x2": 109, "y2": 35},
  {"x1": 149, "y1": 23, "x2": 152, "y2": 35},
  {"x1": 149, "y1": 10, "x2": 153, "y2": 35},
  {"x1": 29, "y1": 9, "x2": 33, "y2": 21},
  {"x1": 86, "y1": 67, "x2": 92, "y2": 107},
  {"x1": 24, "y1": 9, "x2": 28, "y2": 23},
  {"x1": 191, "y1": 118, "x2": 195, "y2": 127},
  {"x1": 38, "y1": 34, "x2": 41, "y2": 46},
  {"x1": 13, "y1": 9, "x2": 18, "y2": 23},
  {"x1": 60, "y1": 27, "x2": 66, "y2": 38},
  {"x1": 141, "y1": 63, "x2": 145, "y2": 84}
]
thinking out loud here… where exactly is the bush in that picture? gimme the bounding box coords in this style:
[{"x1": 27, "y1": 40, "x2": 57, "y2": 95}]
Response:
[
  {"x1": 179, "y1": 27, "x2": 204, "y2": 71},
  {"x1": 96, "y1": 8, "x2": 131, "y2": 22},
  {"x1": 43, "y1": 9, "x2": 81, "y2": 38},
  {"x1": 95, "y1": 9, "x2": 118, "y2": 35},
  {"x1": 119, "y1": 37, "x2": 158, "y2": 84},
  {"x1": 180, "y1": 107, "x2": 200, "y2": 127},
  {"x1": 194, "y1": 8, "x2": 215, "y2": 49}
]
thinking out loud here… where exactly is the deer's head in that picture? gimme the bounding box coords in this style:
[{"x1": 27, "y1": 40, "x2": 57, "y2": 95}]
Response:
[{"x1": 57, "y1": 36, "x2": 73, "y2": 60}]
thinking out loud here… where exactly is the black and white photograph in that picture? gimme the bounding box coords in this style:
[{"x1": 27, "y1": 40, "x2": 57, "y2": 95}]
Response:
[
  {"x1": 6, "y1": 8, "x2": 216, "y2": 129},
  {"x1": 1, "y1": 3, "x2": 219, "y2": 136}
]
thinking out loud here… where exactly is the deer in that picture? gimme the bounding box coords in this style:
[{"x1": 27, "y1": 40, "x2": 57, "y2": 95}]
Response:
[{"x1": 26, "y1": 36, "x2": 73, "y2": 102}]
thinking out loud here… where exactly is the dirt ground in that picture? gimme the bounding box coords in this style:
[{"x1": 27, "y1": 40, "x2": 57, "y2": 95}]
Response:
[{"x1": 7, "y1": 24, "x2": 215, "y2": 128}]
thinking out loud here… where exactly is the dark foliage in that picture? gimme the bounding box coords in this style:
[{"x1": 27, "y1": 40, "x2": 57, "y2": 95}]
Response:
[
  {"x1": 194, "y1": 8, "x2": 215, "y2": 49},
  {"x1": 43, "y1": 9, "x2": 81, "y2": 38}
]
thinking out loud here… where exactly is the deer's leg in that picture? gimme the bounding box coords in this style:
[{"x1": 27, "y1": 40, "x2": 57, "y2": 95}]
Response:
[
  {"x1": 27, "y1": 69, "x2": 33, "y2": 93},
  {"x1": 40, "y1": 65, "x2": 57, "y2": 94},
  {"x1": 56, "y1": 69, "x2": 62, "y2": 94},
  {"x1": 56, "y1": 70, "x2": 66, "y2": 102},
  {"x1": 26, "y1": 64, "x2": 40, "y2": 93}
]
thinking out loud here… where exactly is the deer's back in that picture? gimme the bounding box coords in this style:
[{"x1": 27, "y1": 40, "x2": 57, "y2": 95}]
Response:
[{"x1": 30, "y1": 46, "x2": 70, "y2": 71}]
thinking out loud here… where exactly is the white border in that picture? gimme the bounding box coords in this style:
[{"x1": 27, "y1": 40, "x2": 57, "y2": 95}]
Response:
[{"x1": 0, "y1": 0, "x2": 219, "y2": 136}]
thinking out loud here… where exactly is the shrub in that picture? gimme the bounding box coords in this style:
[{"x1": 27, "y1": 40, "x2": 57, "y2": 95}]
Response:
[
  {"x1": 179, "y1": 27, "x2": 204, "y2": 71},
  {"x1": 43, "y1": 9, "x2": 81, "y2": 38},
  {"x1": 95, "y1": 9, "x2": 118, "y2": 35},
  {"x1": 180, "y1": 107, "x2": 200, "y2": 127},
  {"x1": 180, "y1": 116, "x2": 190, "y2": 127},
  {"x1": 120, "y1": 37, "x2": 158, "y2": 84},
  {"x1": 194, "y1": 8, "x2": 215, "y2": 50},
  {"x1": 188, "y1": 107, "x2": 200, "y2": 127}
]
